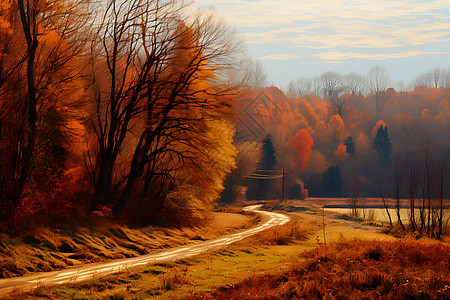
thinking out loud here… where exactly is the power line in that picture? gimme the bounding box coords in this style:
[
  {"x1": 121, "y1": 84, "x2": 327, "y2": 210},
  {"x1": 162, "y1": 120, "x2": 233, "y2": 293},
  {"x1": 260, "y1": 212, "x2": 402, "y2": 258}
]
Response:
[
  {"x1": 245, "y1": 168, "x2": 286, "y2": 201},
  {"x1": 245, "y1": 175, "x2": 283, "y2": 180}
]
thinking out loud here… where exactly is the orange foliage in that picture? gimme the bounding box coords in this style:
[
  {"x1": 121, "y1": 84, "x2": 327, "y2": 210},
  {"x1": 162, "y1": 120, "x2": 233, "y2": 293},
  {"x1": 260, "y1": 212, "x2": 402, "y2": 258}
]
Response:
[
  {"x1": 355, "y1": 132, "x2": 371, "y2": 154},
  {"x1": 286, "y1": 129, "x2": 314, "y2": 171},
  {"x1": 297, "y1": 99, "x2": 318, "y2": 127},
  {"x1": 421, "y1": 108, "x2": 432, "y2": 119},
  {"x1": 372, "y1": 120, "x2": 387, "y2": 137},
  {"x1": 330, "y1": 114, "x2": 345, "y2": 142},
  {"x1": 334, "y1": 143, "x2": 348, "y2": 160}
]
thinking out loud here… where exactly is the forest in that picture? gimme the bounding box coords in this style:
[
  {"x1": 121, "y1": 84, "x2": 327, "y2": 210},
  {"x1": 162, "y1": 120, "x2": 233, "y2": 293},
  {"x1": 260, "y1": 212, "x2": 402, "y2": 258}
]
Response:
[
  {"x1": 0, "y1": 0, "x2": 249, "y2": 229},
  {"x1": 1, "y1": 1, "x2": 450, "y2": 299},
  {"x1": 0, "y1": 0, "x2": 449, "y2": 237}
]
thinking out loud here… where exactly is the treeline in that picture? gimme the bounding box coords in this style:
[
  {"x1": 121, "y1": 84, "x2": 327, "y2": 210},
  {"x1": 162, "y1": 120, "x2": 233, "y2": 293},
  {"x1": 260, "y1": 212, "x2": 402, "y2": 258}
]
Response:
[
  {"x1": 287, "y1": 67, "x2": 450, "y2": 103},
  {"x1": 224, "y1": 80, "x2": 450, "y2": 235},
  {"x1": 0, "y1": 0, "x2": 248, "y2": 229},
  {"x1": 227, "y1": 84, "x2": 449, "y2": 198}
]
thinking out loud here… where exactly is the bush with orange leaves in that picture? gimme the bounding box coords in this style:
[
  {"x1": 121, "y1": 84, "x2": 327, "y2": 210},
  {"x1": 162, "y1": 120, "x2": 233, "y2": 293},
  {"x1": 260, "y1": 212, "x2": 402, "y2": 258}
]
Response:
[{"x1": 201, "y1": 239, "x2": 450, "y2": 299}]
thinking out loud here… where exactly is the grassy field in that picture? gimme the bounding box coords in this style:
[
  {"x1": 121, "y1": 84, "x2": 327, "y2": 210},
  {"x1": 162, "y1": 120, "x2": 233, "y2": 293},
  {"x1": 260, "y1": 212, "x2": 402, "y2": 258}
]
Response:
[
  {"x1": 0, "y1": 210, "x2": 258, "y2": 278},
  {"x1": 202, "y1": 239, "x2": 450, "y2": 299},
  {"x1": 6, "y1": 203, "x2": 402, "y2": 299},
  {"x1": 6, "y1": 216, "x2": 313, "y2": 299},
  {"x1": 4, "y1": 203, "x2": 449, "y2": 299}
]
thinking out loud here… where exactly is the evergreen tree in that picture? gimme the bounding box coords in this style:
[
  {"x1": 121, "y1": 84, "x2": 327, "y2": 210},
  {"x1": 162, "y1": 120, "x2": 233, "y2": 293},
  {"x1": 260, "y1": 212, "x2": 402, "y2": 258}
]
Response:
[
  {"x1": 373, "y1": 126, "x2": 393, "y2": 167},
  {"x1": 261, "y1": 135, "x2": 277, "y2": 170},
  {"x1": 322, "y1": 166, "x2": 343, "y2": 197},
  {"x1": 344, "y1": 136, "x2": 355, "y2": 157}
]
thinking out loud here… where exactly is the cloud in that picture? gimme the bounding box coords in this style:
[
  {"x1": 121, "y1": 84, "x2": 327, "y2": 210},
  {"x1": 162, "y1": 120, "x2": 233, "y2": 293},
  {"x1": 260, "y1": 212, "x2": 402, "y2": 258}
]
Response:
[
  {"x1": 314, "y1": 50, "x2": 450, "y2": 63},
  {"x1": 259, "y1": 53, "x2": 302, "y2": 60},
  {"x1": 195, "y1": 0, "x2": 449, "y2": 27},
  {"x1": 193, "y1": 0, "x2": 450, "y2": 86},
  {"x1": 194, "y1": 0, "x2": 450, "y2": 50}
]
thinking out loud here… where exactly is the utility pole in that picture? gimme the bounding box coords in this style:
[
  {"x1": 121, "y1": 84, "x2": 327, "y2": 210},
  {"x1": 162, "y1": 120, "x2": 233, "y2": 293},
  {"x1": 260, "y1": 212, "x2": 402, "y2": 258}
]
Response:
[{"x1": 281, "y1": 168, "x2": 285, "y2": 202}]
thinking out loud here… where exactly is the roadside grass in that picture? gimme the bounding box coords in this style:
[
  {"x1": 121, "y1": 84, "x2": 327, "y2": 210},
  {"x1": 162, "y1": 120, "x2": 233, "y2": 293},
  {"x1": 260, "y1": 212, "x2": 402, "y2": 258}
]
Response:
[
  {"x1": 0, "y1": 210, "x2": 258, "y2": 278},
  {"x1": 201, "y1": 238, "x2": 450, "y2": 299},
  {"x1": 5, "y1": 207, "x2": 408, "y2": 299},
  {"x1": 7, "y1": 216, "x2": 314, "y2": 299}
]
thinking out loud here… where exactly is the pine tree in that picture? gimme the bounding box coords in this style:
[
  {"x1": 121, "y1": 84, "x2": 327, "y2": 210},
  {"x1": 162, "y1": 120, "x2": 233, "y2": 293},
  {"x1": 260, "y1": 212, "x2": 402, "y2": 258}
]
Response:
[
  {"x1": 344, "y1": 136, "x2": 355, "y2": 157},
  {"x1": 373, "y1": 126, "x2": 393, "y2": 167},
  {"x1": 262, "y1": 135, "x2": 277, "y2": 170}
]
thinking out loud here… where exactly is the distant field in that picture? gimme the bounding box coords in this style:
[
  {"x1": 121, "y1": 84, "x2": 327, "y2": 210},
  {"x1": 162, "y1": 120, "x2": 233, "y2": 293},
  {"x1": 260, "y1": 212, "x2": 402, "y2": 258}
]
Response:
[
  {"x1": 291, "y1": 197, "x2": 401, "y2": 208},
  {"x1": 326, "y1": 207, "x2": 411, "y2": 223},
  {"x1": 286, "y1": 198, "x2": 450, "y2": 223}
]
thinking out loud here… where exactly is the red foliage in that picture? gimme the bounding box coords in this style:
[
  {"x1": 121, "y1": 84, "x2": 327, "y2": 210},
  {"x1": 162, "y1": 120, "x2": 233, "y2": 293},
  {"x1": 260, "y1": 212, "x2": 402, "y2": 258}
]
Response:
[{"x1": 286, "y1": 129, "x2": 314, "y2": 171}]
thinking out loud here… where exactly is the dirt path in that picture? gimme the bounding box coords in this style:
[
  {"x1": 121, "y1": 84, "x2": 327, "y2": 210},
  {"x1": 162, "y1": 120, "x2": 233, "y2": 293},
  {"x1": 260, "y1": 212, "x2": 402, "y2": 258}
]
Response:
[{"x1": 0, "y1": 205, "x2": 289, "y2": 296}]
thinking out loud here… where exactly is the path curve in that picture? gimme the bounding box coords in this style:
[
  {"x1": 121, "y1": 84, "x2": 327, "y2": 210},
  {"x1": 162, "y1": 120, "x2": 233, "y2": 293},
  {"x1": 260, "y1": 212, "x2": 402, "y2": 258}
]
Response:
[{"x1": 0, "y1": 205, "x2": 290, "y2": 296}]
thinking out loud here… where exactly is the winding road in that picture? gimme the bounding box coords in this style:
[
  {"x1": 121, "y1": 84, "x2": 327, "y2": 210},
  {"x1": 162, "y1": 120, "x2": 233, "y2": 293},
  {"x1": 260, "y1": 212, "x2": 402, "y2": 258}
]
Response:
[{"x1": 0, "y1": 205, "x2": 290, "y2": 296}]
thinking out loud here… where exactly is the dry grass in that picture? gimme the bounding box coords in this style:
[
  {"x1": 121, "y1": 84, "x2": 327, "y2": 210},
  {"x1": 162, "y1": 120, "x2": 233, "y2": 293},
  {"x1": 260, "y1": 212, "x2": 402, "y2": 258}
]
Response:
[
  {"x1": 157, "y1": 267, "x2": 190, "y2": 291},
  {"x1": 296, "y1": 197, "x2": 398, "y2": 208},
  {"x1": 199, "y1": 239, "x2": 450, "y2": 299},
  {"x1": 241, "y1": 218, "x2": 312, "y2": 246},
  {"x1": 0, "y1": 210, "x2": 256, "y2": 278},
  {"x1": 6, "y1": 214, "x2": 313, "y2": 299}
]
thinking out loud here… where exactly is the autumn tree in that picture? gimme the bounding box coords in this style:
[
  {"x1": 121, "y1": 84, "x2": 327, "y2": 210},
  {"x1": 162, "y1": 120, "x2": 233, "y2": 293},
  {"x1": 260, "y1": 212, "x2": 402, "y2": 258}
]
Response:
[
  {"x1": 0, "y1": 0, "x2": 90, "y2": 225},
  {"x1": 86, "y1": 0, "x2": 242, "y2": 222}
]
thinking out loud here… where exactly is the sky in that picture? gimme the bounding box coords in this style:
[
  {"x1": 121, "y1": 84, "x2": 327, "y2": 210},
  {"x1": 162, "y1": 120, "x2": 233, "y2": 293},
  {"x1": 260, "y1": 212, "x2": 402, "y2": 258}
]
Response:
[{"x1": 193, "y1": 0, "x2": 450, "y2": 89}]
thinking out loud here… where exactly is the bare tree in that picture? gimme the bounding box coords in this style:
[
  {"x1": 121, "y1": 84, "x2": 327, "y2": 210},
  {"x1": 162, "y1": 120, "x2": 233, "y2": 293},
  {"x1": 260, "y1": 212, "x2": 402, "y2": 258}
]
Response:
[
  {"x1": 367, "y1": 66, "x2": 393, "y2": 116},
  {"x1": 88, "y1": 0, "x2": 183, "y2": 211},
  {"x1": 241, "y1": 57, "x2": 267, "y2": 87},
  {"x1": 345, "y1": 72, "x2": 367, "y2": 96},
  {"x1": 286, "y1": 77, "x2": 313, "y2": 99},
  {"x1": 407, "y1": 153, "x2": 418, "y2": 231},
  {"x1": 412, "y1": 69, "x2": 442, "y2": 89},
  {"x1": 392, "y1": 156, "x2": 405, "y2": 230},
  {"x1": 424, "y1": 144, "x2": 432, "y2": 236},
  {"x1": 348, "y1": 176, "x2": 367, "y2": 218},
  {"x1": 319, "y1": 71, "x2": 343, "y2": 100},
  {"x1": 437, "y1": 151, "x2": 446, "y2": 238},
  {"x1": 344, "y1": 72, "x2": 366, "y2": 108},
  {"x1": 319, "y1": 71, "x2": 348, "y2": 116},
  {"x1": 376, "y1": 168, "x2": 393, "y2": 227},
  {"x1": 439, "y1": 69, "x2": 450, "y2": 90}
]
